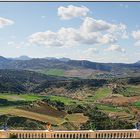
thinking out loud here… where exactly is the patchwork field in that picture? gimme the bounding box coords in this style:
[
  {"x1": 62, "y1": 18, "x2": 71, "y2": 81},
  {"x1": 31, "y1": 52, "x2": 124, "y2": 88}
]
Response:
[
  {"x1": 0, "y1": 77, "x2": 139, "y2": 130},
  {"x1": 0, "y1": 94, "x2": 45, "y2": 101},
  {"x1": 38, "y1": 68, "x2": 108, "y2": 79},
  {"x1": 0, "y1": 93, "x2": 88, "y2": 130}
]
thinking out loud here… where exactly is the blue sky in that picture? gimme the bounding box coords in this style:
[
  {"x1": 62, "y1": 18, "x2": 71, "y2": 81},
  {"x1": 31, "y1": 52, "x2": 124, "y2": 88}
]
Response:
[{"x1": 0, "y1": 2, "x2": 140, "y2": 63}]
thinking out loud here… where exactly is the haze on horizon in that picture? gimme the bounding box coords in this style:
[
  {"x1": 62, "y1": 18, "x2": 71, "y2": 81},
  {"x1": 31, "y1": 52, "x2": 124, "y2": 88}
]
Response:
[{"x1": 0, "y1": 2, "x2": 140, "y2": 63}]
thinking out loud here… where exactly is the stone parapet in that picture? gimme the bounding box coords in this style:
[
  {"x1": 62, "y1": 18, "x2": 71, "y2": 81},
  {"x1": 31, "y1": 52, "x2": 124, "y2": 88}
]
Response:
[{"x1": 0, "y1": 129, "x2": 139, "y2": 139}]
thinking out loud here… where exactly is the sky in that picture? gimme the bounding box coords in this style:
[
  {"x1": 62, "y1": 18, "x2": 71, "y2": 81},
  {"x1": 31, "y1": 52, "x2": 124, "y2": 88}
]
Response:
[{"x1": 0, "y1": 2, "x2": 140, "y2": 63}]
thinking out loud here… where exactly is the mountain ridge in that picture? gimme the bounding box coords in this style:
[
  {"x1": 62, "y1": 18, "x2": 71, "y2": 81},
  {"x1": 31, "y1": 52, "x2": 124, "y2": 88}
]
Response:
[{"x1": 0, "y1": 56, "x2": 140, "y2": 78}]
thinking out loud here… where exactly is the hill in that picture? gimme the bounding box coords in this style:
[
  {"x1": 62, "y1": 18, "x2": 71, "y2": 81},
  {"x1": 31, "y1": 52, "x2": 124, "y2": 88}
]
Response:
[
  {"x1": 0, "y1": 69, "x2": 139, "y2": 130},
  {"x1": 0, "y1": 69, "x2": 69, "y2": 93}
]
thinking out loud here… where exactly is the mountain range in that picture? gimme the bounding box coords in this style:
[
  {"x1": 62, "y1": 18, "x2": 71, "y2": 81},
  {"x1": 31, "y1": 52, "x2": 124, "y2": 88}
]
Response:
[{"x1": 0, "y1": 56, "x2": 140, "y2": 78}]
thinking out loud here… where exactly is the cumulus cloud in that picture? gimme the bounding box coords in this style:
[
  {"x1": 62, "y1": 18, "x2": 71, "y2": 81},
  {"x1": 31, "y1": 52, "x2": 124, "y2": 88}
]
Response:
[
  {"x1": 80, "y1": 17, "x2": 128, "y2": 37},
  {"x1": 106, "y1": 44, "x2": 125, "y2": 53},
  {"x1": 132, "y1": 30, "x2": 140, "y2": 47},
  {"x1": 0, "y1": 17, "x2": 14, "y2": 28},
  {"x1": 58, "y1": 5, "x2": 89, "y2": 20},
  {"x1": 80, "y1": 17, "x2": 112, "y2": 32},
  {"x1": 132, "y1": 30, "x2": 140, "y2": 40},
  {"x1": 28, "y1": 17, "x2": 128, "y2": 48},
  {"x1": 28, "y1": 31, "x2": 64, "y2": 47},
  {"x1": 79, "y1": 17, "x2": 128, "y2": 44},
  {"x1": 134, "y1": 41, "x2": 140, "y2": 47}
]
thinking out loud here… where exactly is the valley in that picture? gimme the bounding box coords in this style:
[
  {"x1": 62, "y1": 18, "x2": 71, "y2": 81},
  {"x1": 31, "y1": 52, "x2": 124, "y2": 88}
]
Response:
[
  {"x1": 0, "y1": 75, "x2": 140, "y2": 130},
  {"x1": 0, "y1": 57, "x2": 140, "y2": 131}
]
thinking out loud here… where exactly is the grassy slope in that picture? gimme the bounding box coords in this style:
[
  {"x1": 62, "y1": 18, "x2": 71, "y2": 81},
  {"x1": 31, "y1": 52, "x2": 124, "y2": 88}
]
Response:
[
  {"x1": 45, "y1": 95, "x2": 82, "y2": 105},
  {"x1": 0, "y1": 107, "x2": 88, "y2": 129},
  {"x1": 85, "y1": 87, "x2": 112, "y2": 103},
  {"x1": 0, "y1": 84, "x2": 139, "y2": 129},
  {"x1": 0, "y1": 93, "x2": 45, "y2": 101},
  {"x1": 119, "y1": 85, "x2": 140, "y2": 96},
  {"x1": 39, "y1": 69, "x2": 65, "y2": 76},
  {"x1": 0, "y1": 107, "x2": 63, "y2": 124},
  {"x1": 96, "y1": 104, "x2": 122, "y2": 112},
  {"x1": 0, "y1": 93, "x2": 87, "y2": 129},
  {"x1": 133, "y1": 101, "x2": 140, "y2": 108}
]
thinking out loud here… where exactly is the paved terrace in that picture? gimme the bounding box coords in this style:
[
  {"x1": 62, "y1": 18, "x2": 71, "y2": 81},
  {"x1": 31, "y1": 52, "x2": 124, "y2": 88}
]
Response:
[{"x1": 0, "y1": 129, "x2": 140, "y2": 139}]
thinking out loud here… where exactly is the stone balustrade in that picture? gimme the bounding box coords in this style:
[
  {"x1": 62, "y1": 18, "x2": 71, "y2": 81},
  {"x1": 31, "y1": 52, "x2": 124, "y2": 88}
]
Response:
[{"x1": 0, "y1": 129, "x2": 140, "y2": 139}]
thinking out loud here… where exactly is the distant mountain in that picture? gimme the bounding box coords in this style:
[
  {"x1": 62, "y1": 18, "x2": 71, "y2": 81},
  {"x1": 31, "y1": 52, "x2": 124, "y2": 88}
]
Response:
[
  {"x1": 45, "y1": 57, "x2": 58, "y2": 60},
  {"x1": 10, "y1": 55, "x2": 31, "y2": 60},
  {"x1": 0, "y1": 55, "x2": 140, "y2": 78},
  {"x1": 59, "y1": 57, "x2": 71, "y2": 62},
  {"x1": 0, "y1": 56, "x2": 10, "y2": 68},
  {"x1": 45, "y1": 57, "x2": 70, "y2": 62},
  {"x1": 0, "y1": 56, "x2": 8, "y2": 62},
  {"x1": 136, "y1": 60, "x2": 140, "y2": 64}
]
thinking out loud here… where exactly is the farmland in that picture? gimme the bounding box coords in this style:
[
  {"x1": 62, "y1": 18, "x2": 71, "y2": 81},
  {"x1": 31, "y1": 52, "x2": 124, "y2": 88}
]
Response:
[{"x1": 0, "y1": 69, "x2": 139, "y2": 130}]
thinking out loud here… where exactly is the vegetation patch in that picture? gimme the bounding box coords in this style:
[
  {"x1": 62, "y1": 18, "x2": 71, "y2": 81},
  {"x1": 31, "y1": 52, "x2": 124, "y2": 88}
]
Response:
[
  {"x1": 39, "y1": 69, "x2": 65, "y2": 76},
  {"x1": 66, "y1": 113, "x2": 88, "y2": 124},
  {"x1": 96, "y1": 104, "x2": 122, "y2": 112},
  {"x1": 45, "y1": 95, "x2": 81, "y2": 106},
  {"x1": 133, "y1": 101, "x2": 140, "y2": 108},
  {"x1": 0, "y1": 108, "x2": 64, "y2": 125},
  {"x1": 81, "y1": 107, "x2": 134, "y2": 130},
  {"x1": 0, "y1": 114, "x2": 45, "y2": 130},
  {"x1": 113, "y1": 85, "x2": 140, "y2": 97},
  {"x1": 0, "y1": 93, "x2": 45, "y2": 101},
  {"x1": 85, "y1": 87, "x2": 111, "y2": 102}
]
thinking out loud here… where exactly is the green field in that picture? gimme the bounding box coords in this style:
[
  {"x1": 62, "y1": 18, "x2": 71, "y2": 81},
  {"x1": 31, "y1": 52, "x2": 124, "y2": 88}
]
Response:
[
  {"x1": 0, "y1": 107, "x2": 87, "y2": 127},
  {"x1": 118, "y1": 85, "x2": 140, "y2": 96},
  {"x1": 45, "y1": 95, "x2": 81, "y2": 105},
  {"x1": 0, "y1": 93, "x2": 82, "y2": 106},
  {"x1": 0, "y1": 93, "x2": 87, "y2": 127},
  {"x1": 0, "y1": 93, "x2": 45, "y2": 101},
  {"x1": 133, "y1": 101, "x2": 140, "y2": 108},
  {"x1": 39, "y1": 68, "x2": 65, "y2": 76},
  {"x1": 85, "y1": 87, "x2": 111, "y2": 102},
  {"x1": 96, "y1": 104, "x2": 122, "y2": 112},
  {"x1": 0, "y1": 107, "x2": 64, "y2": 124}
]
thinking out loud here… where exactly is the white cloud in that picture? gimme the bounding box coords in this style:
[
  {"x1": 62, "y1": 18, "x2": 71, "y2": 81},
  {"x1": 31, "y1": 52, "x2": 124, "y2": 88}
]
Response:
[
  {"x1": 80, "y1": 17, "x2": 112, "y2": 32},
  {"x1": 80, "y1": 17, "x2": 128, "y2": 37},
  {"x1": 132, "y1": 30, "x2": 140, "y2": 40},
  {"x1": 28, "y1": 17, "x2": 128, "y2": 49},
  {"x1": 0, "y1": 17, "x2": 14, "y2": 28},
  {"x1": 132, "y1": 30, "x2": 140, "y2": 47},
  {"x1": 134, "y1": 40, "x2": 140, "y2": 47},
  {"x1": 106, "y1": 44, "x2": 125, "y2": 53},
  {"x1": 58, "y1": 5, "x2": 89, "y2": 20},
  {"x1": 80, "y1": 17, "x2": 128, "y2": 44},
  {"x1": 28, "y1": 31, "x2": 64, "y2": 47}
]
